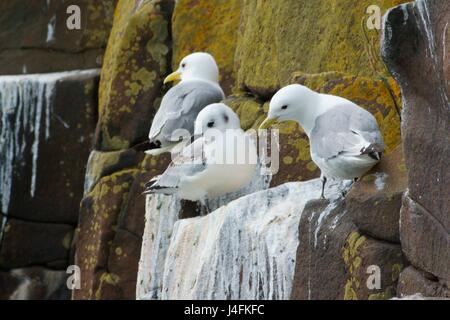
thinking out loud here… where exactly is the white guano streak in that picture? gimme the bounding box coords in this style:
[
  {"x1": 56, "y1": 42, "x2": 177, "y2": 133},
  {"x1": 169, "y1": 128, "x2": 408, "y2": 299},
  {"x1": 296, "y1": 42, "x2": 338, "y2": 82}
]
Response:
[{"x1": 0, "y1": 70, "x2": 98, "y2": 239}]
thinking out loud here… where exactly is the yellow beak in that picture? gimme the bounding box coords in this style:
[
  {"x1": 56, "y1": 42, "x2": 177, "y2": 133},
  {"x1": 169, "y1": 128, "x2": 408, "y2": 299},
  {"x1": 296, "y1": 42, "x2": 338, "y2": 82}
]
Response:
[
  {"x1": 259, "y1": 116, "x2": 280, "y2": 130},
  {"x1": 164, "y1": 71, "x2": 182, "y2": 84}
]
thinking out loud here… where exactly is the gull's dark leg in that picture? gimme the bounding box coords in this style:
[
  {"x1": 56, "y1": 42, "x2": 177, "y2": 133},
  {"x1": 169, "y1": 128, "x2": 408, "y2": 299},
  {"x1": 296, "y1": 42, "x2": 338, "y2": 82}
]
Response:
[{"x1": 320, "y1": 175, "x2": 327, "y2": 199}]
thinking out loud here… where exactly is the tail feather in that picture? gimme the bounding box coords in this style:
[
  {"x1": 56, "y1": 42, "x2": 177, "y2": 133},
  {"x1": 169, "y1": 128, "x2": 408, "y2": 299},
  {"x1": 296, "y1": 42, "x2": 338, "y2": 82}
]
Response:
[
  {"x1": 133, "y1": 140, "x2": 161, "y2": 152},
  {"x1": 144, "y1": 176, "x2": 177, "y2": 195},
  {"x1": 144, "y1": 184, "x2": 177, "y2": 195},
  {"x1": 360, "y1": 143, "x2": 384, "y2": 161}
]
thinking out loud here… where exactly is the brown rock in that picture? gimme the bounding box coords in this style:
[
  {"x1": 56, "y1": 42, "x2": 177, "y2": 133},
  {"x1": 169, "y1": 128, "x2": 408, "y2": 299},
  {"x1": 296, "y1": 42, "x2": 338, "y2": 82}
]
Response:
[
  {"x1": 171, "y1": 0, "x2": 242, "y2": 94},
  {"x1": 3, "y1": 70, "x2": 100, "y2": 224},
  {"x1": 117, "y1": 154, "x2": 172, "y2": 237},
  {"x1": 342, "y1": 231, "x2": 405, "y2": 300},
  {"x1": 73, "y1": 169, "x2": 137, "y2": 299},
  {"x1": 400, "y1": 194, "x2": 450, "y2": 281},
  {"x1": 0, "y1": 267, "x2": 70, "y2": 300},
  {"x1": 235, "y1": 0, "x2": 408, "y2": 98},
  {"x1": 102, "y1": 229, "x2": 142, "y2": 299},
  {"x1": 346, "y1": 145, "x2": 407, "y2": 243},
  {"x1": 292, "y1": 197, "x2": 406, "y2": 300},
  {"x1": 291, "y1": 199, "x2": 354, "y2": 300},
  {"x1": 397, "y1": 266, "x2": 450, "y2": 298},
  {"x1": 84, "y1": 149, "x2": 144, "y2": 195},
  {"x1": 0, "y1": 219, "x2": 73, "y2": 269},
  {"x1": 382, "y1": 0, "x2": 450, "y2": 286},
  {"x1": 0, "y1": 0, "x2": 117, "y2": 74},
  {"x1": 95, "y1": 0, "x2": 174, "y2": 151},
  {"x1": 73, "y1": 151, "x2": 171, "y2": 299}
]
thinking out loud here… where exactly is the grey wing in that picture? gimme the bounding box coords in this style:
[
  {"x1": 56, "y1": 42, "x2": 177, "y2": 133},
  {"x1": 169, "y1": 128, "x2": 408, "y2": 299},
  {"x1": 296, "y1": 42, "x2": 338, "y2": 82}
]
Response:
[
  {"x1": 149, "y1": 81, "x2": 224, "y2": 143},
  {"x1": 151, "y1": 138, "x2": 207, "y2": 188},
  {"x1": 349, "y1": 106, "x2": 385, "y2": 147},
  {"x1": 311, "y1": 104, "x2": 384, "y2": 160}
]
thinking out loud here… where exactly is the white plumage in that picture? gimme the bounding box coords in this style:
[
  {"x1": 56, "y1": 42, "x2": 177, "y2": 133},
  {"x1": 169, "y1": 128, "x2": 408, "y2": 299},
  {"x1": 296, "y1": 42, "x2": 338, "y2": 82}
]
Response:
[
  {"x1": 261, "y1": 84, "x2": 385, "y2": 198},
  {"x1": 141, "y1": 52, "x2": 224, "y2": 156},
  {"x1": 146, "y1": 103, "x2": 257, "y2": 210}
]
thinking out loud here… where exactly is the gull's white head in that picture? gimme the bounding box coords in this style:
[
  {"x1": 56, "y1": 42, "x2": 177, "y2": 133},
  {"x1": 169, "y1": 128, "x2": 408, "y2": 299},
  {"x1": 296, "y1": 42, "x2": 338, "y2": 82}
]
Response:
[
  {"x1": 194, "y1": 103, "x2": 241, "y2": 136},
  {"x1": 164, "y1": 52, "x2": 219, "y2": 84},
  {"x1": 260, "y1": 84, "x2": 319, "y2": 133}
]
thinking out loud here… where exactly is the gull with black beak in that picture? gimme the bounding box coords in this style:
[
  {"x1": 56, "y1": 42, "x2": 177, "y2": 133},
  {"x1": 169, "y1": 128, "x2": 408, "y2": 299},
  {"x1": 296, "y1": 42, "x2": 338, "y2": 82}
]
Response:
[
  {"x1": 260, "y1": 84, "x2": 385, "y2": 199},
  {"x1": 145, "y1": 103, "x2": 258, "y2": 213},
  {"x1": 136, "y1": 52, "x2": 224, "y2": 155}
]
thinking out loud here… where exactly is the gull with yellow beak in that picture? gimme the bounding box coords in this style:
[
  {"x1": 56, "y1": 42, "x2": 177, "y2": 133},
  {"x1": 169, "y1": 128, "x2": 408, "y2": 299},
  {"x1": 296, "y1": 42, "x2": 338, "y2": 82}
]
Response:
[
  {"x1": 136, "y1": 52, "x2": 224, "y2": 155},
  {"x1": 260, "y1": 84, "x2": 384, "y2": 199}
]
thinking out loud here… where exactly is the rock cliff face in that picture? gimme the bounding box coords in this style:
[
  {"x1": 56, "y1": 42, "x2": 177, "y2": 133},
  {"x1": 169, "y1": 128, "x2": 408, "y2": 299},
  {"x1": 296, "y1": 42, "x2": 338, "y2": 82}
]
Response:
[
  {"x1": 137, "y1": 179, "x2": 348, "y2": 300},
  {"x1": 130, "y1": 0, "x2": 410, "y2": 300},
  {"x1": 0, "y1": 0, "x2": 117, "y2": 75},
  {"x1": 381, "y1": 0, "x2": 450, "y2": 298},
  {"x1": 1, "y1": 0, "x2": 448, "y2": 300},
  {"x1": 72, "y1": 0, "x2": 175, "y2": 300},
  {"x1": 0, "y1": 70, "x2": 101, "y2": 299},
  {"x1": 0, "y1": 1, "x2": 115, "y2": 299}
]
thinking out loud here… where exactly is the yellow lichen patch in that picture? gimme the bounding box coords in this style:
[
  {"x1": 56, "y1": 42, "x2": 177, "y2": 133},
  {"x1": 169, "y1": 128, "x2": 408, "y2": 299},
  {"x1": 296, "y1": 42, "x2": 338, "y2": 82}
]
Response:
[
  {"x1": 306, "y1": 161, "x2": 318, "y2": 172},
  {"x1": 342, "y1": 231, "x2": 367, "y2": 300},
  {"x1": 283, "y1": 156, "x2": 294, "y2": 165},
  {"x1": 98, "y1": 0, "x2": 172, "y2": 150},
  {"x1": 115, "y1": 247, "x2": 123, "y2": 256},
  {"x1": 84, "y1": 81, "x2": 95, "y2": 96},
  {"x1": 79, "y1": 168, "x2": 138, "y2": 296},
  {"x1": 82, "y1": 1, "x2": 117, "y2": 48},
  {"x1": 391, "y1": 263, "x2": 403, "y2": 282},
  {"x1": 224, "y1": 95, "x2": 265, "y2": 130},
  {"x1": 62, "y1": 232, "x2": 74, "y2": 250},
  {"x1": 368, "y1": 287, "x2": 395, "y2": 300},
  {"x1": 235, "y1": 0, "x2": 410, "y2": 95},
  {"x1": 172, "y1": 0, "x2": 243, "y2": 94},
  {"x1": 344, "y1": 279, "x2": 358, "y2": 300},
  {"x1": 95, "y1": 272, "x2": 121, "y2": 300}
]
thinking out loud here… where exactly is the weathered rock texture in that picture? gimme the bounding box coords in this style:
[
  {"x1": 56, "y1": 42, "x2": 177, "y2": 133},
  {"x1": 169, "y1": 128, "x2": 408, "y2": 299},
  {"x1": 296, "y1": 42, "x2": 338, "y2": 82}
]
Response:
[
  {"x1": 171, "y1": 0, "x2": 242, "y2": 94},
  {"x1": 0, "y1": 267, "x2": 70, "y2": 300},
  {"x1": 235, "y1": 0, "x2": 408, "y2": 97},
  {"x1": 0, "y1": 0, "x2": 117, "y2": 74},
  {"x1": 382, "y1": 0, "x2": 450, "y2": 297},
  {"x1": 136, "y1": 170, "x2": 271, "y2": 299},
  {"x1": 346, "y1": 145, "x2": 407, "y2": 243},
  {"x1": 96, "y1": 0, "x2": 174, "y2": 151},
  {"x1": 0, "y1": 70, "x2": 100, "y2": 225},
  {"x1": 73, "y1": 0, "x2": 175, "y2": 299},
  {"x1": 137, "y1": 179, "x2": 346, "y2": 300},
  {"x1": 57, "y1": 0, "x2": 450, "y2": 301},
  {"x1": 0, "y1": 70, "x2": 100, "y2": 300},
  {"x1": 291, "y1": 148, "x2": 407, "y2": 300},
  {"x1": 0, "y1": 0, "x2": 115, "y2": 301}
]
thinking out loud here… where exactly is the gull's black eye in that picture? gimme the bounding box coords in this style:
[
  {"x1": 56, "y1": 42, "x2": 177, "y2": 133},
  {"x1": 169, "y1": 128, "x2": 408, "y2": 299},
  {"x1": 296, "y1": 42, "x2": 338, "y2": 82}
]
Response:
[
  {"x1": 181, "y1": 63, "x2": 186, "y2": 68},
  {"x1": 223, "y1": 114, "x2": 229, "y2": 123},
  {"x1": 207, "y1": 121, "x2": 215, "y2": 128},
  {"x1": 281, "y1": 105, "x2": 288, "y2": 110}
]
